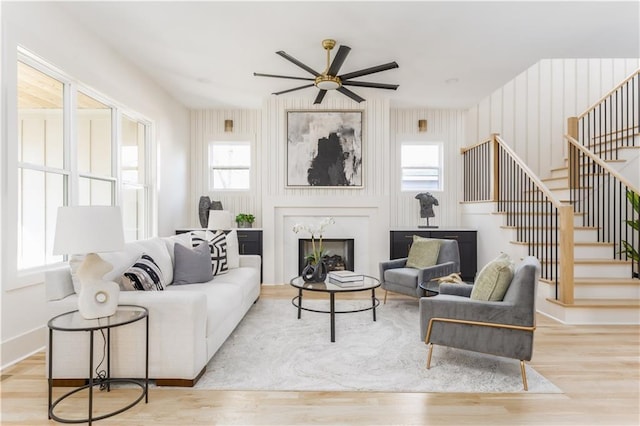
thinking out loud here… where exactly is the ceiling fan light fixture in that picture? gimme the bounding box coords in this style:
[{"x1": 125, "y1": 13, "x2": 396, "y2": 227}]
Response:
[{"x1": 315, "y1": 75, "x2": 341, "y2": 90}]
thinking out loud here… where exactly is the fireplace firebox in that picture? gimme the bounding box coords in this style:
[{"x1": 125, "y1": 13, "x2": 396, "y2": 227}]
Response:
[{"x1": 298, "y1": 238, "x2": 355, "y2": 275}]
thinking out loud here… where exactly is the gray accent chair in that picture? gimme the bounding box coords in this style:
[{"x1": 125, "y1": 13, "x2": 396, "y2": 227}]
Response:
[
  {"x1": 419, "y1": 256, "x2": 540, "y2": 390},
  {"x1": 379, "y1": 239, "x2": 460, "y2": 303}
]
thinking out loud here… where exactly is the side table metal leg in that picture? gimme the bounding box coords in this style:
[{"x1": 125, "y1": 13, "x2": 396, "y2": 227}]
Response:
[
  {"x1": 330, "y1": 293, "x2": 336, "y2": 342},
  {"x1": 88, "y1": 330, "x2": 94, "y2": 425},
  {"x1": 297, "y1": 288, "x2": 302, "y2": 319},
  {"x1": 48, "y1": 328, "x2": 53, "y2": 419},
  {"x1": 145, "y1": 315, "x2": 149, "y2": 403},
  {"x1": 107, "y1": 327, "x2": 111, "y2": 392}
]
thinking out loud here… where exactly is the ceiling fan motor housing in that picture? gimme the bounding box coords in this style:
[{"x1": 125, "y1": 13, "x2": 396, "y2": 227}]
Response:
[{"x1": 315, "y1": 75, "x2": 341, "y2": 90}]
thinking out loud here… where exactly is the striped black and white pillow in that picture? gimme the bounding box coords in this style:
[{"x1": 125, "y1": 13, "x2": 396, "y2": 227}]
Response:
[
  {"x1": 191, "y1": 230, "x2": 228, "y2": 276},
  {"x1": 122, "y1": 253, "x2": 165, "y2": 291}
]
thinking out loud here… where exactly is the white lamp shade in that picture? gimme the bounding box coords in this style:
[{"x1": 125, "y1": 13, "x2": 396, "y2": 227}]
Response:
[
  {"x1": 53, "y1": 206, "x2": 125, "y2": 255},
  {"x1": 207, "y1": 210, "x2": 233, "y2": 230}
]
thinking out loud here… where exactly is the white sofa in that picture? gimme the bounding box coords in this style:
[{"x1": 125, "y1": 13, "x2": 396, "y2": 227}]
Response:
[{"x1": 45, "y1": 232, "x2": 261, "y2": 386}]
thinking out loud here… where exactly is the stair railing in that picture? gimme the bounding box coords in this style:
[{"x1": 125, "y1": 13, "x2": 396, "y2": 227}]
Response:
[
  {"x1": 573, "y1": 69, "x2": 639, "y2": 160},
  {"x1": 461, "y1": 134, "x2": 575, "y2": 302},
  {"x1": 565, "y1": 134, "x2": 640, "y2": 277}
]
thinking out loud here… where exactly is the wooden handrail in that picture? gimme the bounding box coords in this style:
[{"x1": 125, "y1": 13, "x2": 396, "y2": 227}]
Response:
[
  {"x1": 494, "y1": 135, "x2": 565, "y2": 208},
  {"x1": 577, "y1": 68, "x2": 640, "y2": 119},
  {"x1": 565, "y1": 134, "x2": 640, "y2": 195},
  {"x1": 460, "y1": 137, "x2": 492, "y2": 154}
]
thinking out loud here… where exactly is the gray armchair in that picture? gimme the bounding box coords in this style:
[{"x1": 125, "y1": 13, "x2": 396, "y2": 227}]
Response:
[
  {"x1": 379, "y1": 239, "x2": 460, "y2": 303},
  {"x1": 419, "y1": 256, "x2": 540, "y2": 390}
]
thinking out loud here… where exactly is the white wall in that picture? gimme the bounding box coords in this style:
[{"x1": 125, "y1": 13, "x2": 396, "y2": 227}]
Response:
[
  {"x1": 0, "y1": 2, "x2": 190, "y2": 369},
  {"x1": 190, "y1": 99, "x2": 470, "y2": 283},
  {"x1": 467, "y1": 58, "x2": 640, "y2": 176}
]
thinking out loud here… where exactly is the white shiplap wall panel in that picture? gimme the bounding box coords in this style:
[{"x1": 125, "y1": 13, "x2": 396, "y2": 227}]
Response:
[
  {"x1": 390, "y1": 109, "x2": 467, "y2": 228},
  {"x1": 190, "y1": 109, "x2": 261, "y2": 227},
  {"x1": 468, "y1": 58, "x2": 640, "y2": 178}
]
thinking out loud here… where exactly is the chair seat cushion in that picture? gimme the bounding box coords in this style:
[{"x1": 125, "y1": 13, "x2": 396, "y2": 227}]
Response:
[
  {"x1": 406, "y1": 237, "x2": 441, "y2": 269},
  {"x1": 384, "y1": 268, "x2": 419, "y2": 289},
  {"x1": 470, "y1": 253, "x2": 515, "y2": 301}
]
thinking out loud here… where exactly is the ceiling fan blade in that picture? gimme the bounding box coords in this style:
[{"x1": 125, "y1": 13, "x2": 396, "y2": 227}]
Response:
[
  {"x1": 272, "y1": 83, "x2": 315, "y2": 96},
  {"x1": 254, "y1": 72, "x2": 314, "y2": 81},
  {"x1": 276, "y1": 51, "x2": 321, "y2": 77},
  {"x1": 313, "y1": 90, "x2": 327, "y2": 104},
  {"x1": 337, "y1": 86, "x2": 365, "y2": 103},
  {"x1": 342, "y1": 81, "x2": 399, "y2": 90},
  {"x1": 327, "y1": 45, "x2": 351, "y2": 76},
  {"x1": 339, "y1": 61, "x2": 399, "y2": 81}
]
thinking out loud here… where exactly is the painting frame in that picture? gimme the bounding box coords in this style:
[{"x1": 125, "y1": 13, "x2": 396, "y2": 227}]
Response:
[{"x1": 286, "y1": 110, "x2": 364, "y2": 188}]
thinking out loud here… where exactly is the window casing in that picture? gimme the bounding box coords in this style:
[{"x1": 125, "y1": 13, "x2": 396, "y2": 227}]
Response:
[
  {"x1": 208, "y1": 141, "x2": 251, "y2": 191},
  {"x1": 400, "y1": 141, "x2": 443, "y2": 191}
]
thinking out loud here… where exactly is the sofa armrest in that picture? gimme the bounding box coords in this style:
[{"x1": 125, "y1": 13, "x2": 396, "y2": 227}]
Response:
[
  {"x1": 45, "y1": 265, "x2": 74, "y2": 301},
  {"x1": 439, "y1": 282, "x2": 473, "y2": 297},
  {"x1": 239, "y1": 254, "x2": 261, "y2": 270},
  {"x1": 417, "y1": 261, "x2": 459, "y2": 284},
  {"x1": 379, "y1": 257, "x2": 408, "y2": 279}
]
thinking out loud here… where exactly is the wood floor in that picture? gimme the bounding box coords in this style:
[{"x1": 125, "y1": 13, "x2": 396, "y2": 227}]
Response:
[{"x1": 1, "y1": 286, "x2": 639, "y2": 425}]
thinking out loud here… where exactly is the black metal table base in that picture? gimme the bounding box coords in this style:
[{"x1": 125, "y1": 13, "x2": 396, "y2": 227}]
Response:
[{"x1": 292, "y1": 288, "x2": 380, "y2": 342}]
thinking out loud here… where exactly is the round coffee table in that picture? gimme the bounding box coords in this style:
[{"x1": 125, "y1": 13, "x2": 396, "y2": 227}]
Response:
[{"x1": 289, "y1": 274, "x2": 380, "y2": 342}]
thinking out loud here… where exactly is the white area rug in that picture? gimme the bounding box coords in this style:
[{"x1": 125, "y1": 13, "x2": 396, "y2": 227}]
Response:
[{"x1": 195, "y1": 298, "x2": 561, "y2": 393}]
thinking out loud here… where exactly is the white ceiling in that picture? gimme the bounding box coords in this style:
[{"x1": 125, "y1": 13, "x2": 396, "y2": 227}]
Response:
[{"x1": 59, "y1": 1, "x2": 640, "y2": 109}]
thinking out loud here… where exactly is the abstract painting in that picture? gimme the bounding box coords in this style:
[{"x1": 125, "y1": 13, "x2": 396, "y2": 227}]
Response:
[{"x1": 287, "y1": 111, "x2": 363, "y2": 187}]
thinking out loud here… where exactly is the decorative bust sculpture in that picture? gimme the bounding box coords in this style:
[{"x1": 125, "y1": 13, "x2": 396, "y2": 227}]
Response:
[{"x1": 415, "y1": 192, "x2": 439, "y2": 228}]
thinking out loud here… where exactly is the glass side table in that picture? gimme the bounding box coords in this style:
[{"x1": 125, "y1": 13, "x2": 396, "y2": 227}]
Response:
[{"x1": 48, "y1": 305, "x2": 149, "y2": 425}]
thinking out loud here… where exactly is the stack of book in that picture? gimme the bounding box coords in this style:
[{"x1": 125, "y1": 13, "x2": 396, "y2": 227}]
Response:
[{"x1": 328, "y1": 270, "x2": 364, "y2": 287}]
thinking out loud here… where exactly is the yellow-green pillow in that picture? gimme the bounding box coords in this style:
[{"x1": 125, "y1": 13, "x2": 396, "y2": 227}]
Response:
[
  {"x1": 470, "y1": 253, "x2": 515, "y2": 301},
  {"x1": 406, "y1": 237, "x2": 441, "y2": 269}
]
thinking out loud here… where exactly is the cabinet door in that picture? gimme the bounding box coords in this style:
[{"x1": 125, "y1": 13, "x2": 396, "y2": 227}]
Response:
[{"x1": 236, "y1": 230, "x2": 262, "y2": 255}]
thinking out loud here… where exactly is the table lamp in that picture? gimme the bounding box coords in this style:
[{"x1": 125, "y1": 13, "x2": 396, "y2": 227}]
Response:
[
  {"x1": 207, "y1": 210, "x2": 233, "y2": 230},
  {"x1": 53, "y1": 206, "x2": 125, "y2": 319}
]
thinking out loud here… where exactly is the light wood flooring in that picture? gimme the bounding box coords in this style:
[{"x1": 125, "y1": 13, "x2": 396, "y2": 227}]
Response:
[{"x1": 1, "y1": 286, "x2": 639, "y2": 425}]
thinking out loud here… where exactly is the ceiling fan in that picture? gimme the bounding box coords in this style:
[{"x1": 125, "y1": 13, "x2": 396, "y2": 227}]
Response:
[{"x1": 254, "y1": 39, "x2": 399, "y2": 104}]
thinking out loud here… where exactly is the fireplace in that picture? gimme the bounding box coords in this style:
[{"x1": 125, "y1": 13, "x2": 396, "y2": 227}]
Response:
[{"x1": 298, "y1": 238, "x2": 355, "y2": 275}]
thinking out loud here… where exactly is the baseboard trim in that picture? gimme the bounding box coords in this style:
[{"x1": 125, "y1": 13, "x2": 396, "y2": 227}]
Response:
[
  {"x1": 0, "y1": 326, "x2": 46, "y2": 372},
  {"x1": 156, "y1": 366, "x2": 206, "y2": 387}
]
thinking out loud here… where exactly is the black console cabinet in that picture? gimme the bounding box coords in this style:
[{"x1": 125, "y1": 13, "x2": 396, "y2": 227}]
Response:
[
  {"x1": 175, "y1": 228, "x2": 263, "y2": 281},
  {"x1": 390, "y1": 229, "x2": 477, "y2": 281}
]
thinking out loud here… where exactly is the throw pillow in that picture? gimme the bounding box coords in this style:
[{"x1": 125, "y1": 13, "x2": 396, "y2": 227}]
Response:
[
  {"x1": 470, "y1": 253, "x2": 515, "y2": 301},
  {"x1": 225, "y1": 230, "x2": 240, "y2": 269},
  {"x1": 172, "y1": 242, "x2": 214, "y2": 285},
  {"x1": 406, "y1": 237, "x2": 441, "y2": 269},
  {"x1": 122, "y1": 253, "x2": 165, "y2": 291},
  {"x1": 191, "y1": 230, "x2": 228, "y2": 276}
]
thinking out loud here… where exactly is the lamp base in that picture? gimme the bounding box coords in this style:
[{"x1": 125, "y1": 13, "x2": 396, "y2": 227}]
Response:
[{"x1": 78, "y1": 280, "x2": 120, "y2": 319}]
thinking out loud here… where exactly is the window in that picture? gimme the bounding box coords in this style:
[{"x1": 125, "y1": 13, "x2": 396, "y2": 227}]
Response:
[
  {"x1": 400, "y1": 142, "x2": 443, "y2": 191},
  {"x1": 17, "y1": 61, "x2": 68, "y2": 269},
  {"x1": 208, "y1": 141, "x2": 251, "y2": 190},
  {"x1": 15, "y1": 52, "x2": 153, "y2": 272},
  {"x1": 121, "y1": 115, "x2": 150, "y2": 241}
]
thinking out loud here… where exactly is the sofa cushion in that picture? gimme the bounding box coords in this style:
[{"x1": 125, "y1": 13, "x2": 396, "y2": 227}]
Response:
[
  {"x1": 225, "y1": 230, "x2": 240, "y2": 269},
  {"x1": 192, "y1": 231, "x2": 228, "y2": 276},
  {"x1": 406, "y1": 237, "x2": 441, "y2": 269},
  {"x1": 122, "y1": 253, "x2": 166, "y2": 291},
  {"x1": 173, "y1": 242, "x2": 214, "y2": 285},
  {"x1": 384, "y1": 267, "x2": 419, "y2": 289},
  {"x1": 470, "y1": 253, "x2": 515, "y2": 301}
]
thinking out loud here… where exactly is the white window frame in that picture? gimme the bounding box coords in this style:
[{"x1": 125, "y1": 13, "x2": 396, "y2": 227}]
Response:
[
  {"x1": 207, "y1": 139, "x2": 252, "y2": 192},
  {"x1": 399, "y1": 140, "x2": 444, "y2": 192}
]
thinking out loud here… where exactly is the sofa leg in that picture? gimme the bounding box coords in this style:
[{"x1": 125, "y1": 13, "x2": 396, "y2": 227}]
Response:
[
  {"x1": 383, "y1": 290, "x2": 388, "y2": 304},
  {"x1": 520, "y1": 360, "x2": 528, "y2": 391},
  {"x1": 426, "y1": 343, "x2": 433, "y2": 369}
]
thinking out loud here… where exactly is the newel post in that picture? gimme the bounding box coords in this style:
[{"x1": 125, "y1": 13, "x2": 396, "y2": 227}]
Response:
[
  {"x1": 567, "y1": 117, "x2": 579, "y2": 190},
  {"x1": 491, "y1": 133, "x2": 500, "y2": 202},
  {"x1": 558, "y1": 205, "x2": 575, "y2": 304}
]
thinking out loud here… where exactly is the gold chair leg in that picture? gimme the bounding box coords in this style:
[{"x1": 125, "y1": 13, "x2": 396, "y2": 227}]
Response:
[
  {"x1": 520, "y1": 360, "x2": 528, "y2": 391},
  {"x1": 383, "y1": 290, "x2": 388, "y2": 304},
  {"x1": 426, "y1": 343, "x2": 433, "y2": 369}
]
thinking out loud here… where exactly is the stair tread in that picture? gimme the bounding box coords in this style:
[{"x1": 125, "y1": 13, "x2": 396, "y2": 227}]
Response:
[
  {"x1": 541, "y1": 277, "x2": 640, "y2": 285},
  {"x1": 500, "y1": 225, "x2": 597, "y2": 230},
  {"x1": 493, "y1": 211, "x2": 584, "y2": 216},
  {"x1": 547, "y1": 298, "x2": 640, "y2": 308},
  {"x1": 539, "y1": 258, "x2": 632, "y2": 264}
]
